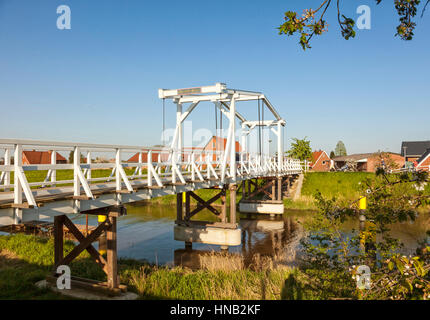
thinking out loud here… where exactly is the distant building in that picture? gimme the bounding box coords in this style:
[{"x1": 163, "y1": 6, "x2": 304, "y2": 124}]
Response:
[
  {"x1": 127, "y1": 137, "x2": 242, "y2": 164},
  {"x1": 203, "y1": 136, "x2": 241, "y2": 152},
  {"x1": 127, "y1": 149, "x2": 169, "y2": 163},
  {"x1": 401, "y1": 141, "x2": 430, "y2": 163},
  {"x1": 309, "y1": 150, "x2": 331, "y2": 172},
  {"x1": 22, "y1": 150, "x2": 67, "y2": 165},
  {"x1": 416, "y1": 148, "x2": 430, "y2": 172},
  {"x1": 333, "y1": 152, "x2": 404, "y2": 172}
]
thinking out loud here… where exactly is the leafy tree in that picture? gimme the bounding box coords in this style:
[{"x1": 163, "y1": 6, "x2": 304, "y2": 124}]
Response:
[
  {"x1": 286, "y1": 137, "x2": 312, "y2": 161},
  {"x1": 68, "y1": 150, "x2": 84, "y2": 163},
  {"x1": 330, "y1": 151, "x2": 336, "y2": 159},
  {"x1": 335, "y1": 141, "x2": 347, "y2": 157},
  {"x1": 298, "y1": 170, "x2": 430, "y2": 299},
  {"x1": 278, "y1": 0, "x2": 430, "y2": 50}
]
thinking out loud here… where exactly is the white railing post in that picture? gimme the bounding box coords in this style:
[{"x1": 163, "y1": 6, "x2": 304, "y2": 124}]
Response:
[
  {"x1": 115, "y1": 149, "x2": 121, "y2": 191},
  {"x1": 73, "y1": 146, "x2": 93, "y2": 200},
  {"x1": 86, "y1": 151, "x2": 91, "y2": 181},
  {"x1": 138, "y1": 152, "x2": 143, "y2": 176},
  {"x1": 277, "y1": 121, "x2": 283, "y2": 173},
  {"x1": 13, "y1": 144, "x2": 23, "y2": 222},
  {"x1": 51, "y1": 150, "x2": 57, "y2": 187},
  {"x1": 191, "y1": 153, "x2": 196, "y2": 181},
  {"x1": 230, "y1": 97, "x2": 236, "y2": 183},
  {"x1": 74, "y1": 146, "x2": 81, "y2": 197},
  {"x1": 172, "y1": 150, "x2": 177, "y2": 184},
  {"x1": 115, "y1": 148, "x2": 134, "y2": 192},
  {"x1": 4, "y1": 148, "x2": 10, "y2": 192},
  {"x1": 147, "y1": 150, "x2": 153, "y2": 187}
]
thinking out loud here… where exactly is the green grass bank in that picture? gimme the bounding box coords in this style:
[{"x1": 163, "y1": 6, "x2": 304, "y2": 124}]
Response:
[
  {"x1": 284, "y1": 172, "x2": 375, "y2": 210},
  {"x1": 0, "y1": 234, "x2": 305, "y2": 300}
]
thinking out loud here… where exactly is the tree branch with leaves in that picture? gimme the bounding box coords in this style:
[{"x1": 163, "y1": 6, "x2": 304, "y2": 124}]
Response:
[{"x1": 278, "y1": 0, "x2": 429, "y2": 50}]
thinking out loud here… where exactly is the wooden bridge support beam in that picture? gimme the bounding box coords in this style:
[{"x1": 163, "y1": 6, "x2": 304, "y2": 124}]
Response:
[
  {"x1": 174, "y1": 186, "x2": 240, "y2": 248},
  {"x1": 51, "y1": 205, "x2": 126, "y2": 294},
  {"x1": 277, "y1": 177, "x2": 282, "y2": 201},
  {"x1": 175, "y1": 187, "x2": 228, "y2": 224},
  {"x1": 229, "y1": 184, "x2": 237, "y2": 224},
  {"x1": 176, "y1": 193, "x2": 183, "y2": 221}
]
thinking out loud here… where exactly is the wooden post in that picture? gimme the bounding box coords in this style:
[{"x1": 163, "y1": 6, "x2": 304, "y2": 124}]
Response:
[
  {"x1": 98, "y1": 215, "x2": 107, "y2": 256},
  {"x1": 242, "y1": 181, "x2": 246, "y2": 199},
  {"x1": 54, "y1": 215, "x2": 64, "y2": 269},
  {"x1": 107, "y1": 216, "x2": 118, "y2": 289},
  {"x1": 229, "y1": 184, "x2": 237, "y2": 224},
  {"x1": 271, "y1": 178, "x2": 276, "y2": 200},
  {"x1": 277, "y1": 177, "x2": 282, "y2": 201},
  {"x1": 176, "y1": 193, "x2": 183, "y2": 221},
  {"x1": 185, "y1": 191, "x2": 191, "y2": 220},
  {"x1": 247, "y1": 180, "x2": 251, "y2": 197},
  {"x1": 221, "y1": 188, "x2": 227, "y2": 223}
]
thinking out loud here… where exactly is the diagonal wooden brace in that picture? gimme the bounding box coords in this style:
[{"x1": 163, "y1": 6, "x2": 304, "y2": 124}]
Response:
[
  {"x1": 56, "y1": 217, "x2": 111, "y2": 268},
  {"x1": 187, "y1": 189, "x2": 226, "y2": 219}
]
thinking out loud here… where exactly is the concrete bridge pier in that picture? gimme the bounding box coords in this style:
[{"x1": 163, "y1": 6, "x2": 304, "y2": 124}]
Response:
[{"x1": 174, "y1": 185, "x2": 241, "y2": 250}]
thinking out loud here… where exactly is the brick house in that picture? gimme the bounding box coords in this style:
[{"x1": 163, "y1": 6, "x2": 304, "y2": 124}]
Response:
[
  {"x1": 22, "y1": 150, "x2": 67, "y2": 165},
  {"x1": 401, "y1": 141, "x2": 430, "y2": 163},
  {"x1": 309, "y1": 150, "x2": 331, "y2": 172},
  {"x1": 204, "y1": 136, "x2": 241, "y2": 153},
  {"x1": 333, "y1": 152, "x2": 404, "y2": 172},
  {"x1": 127, "y1": 149, "x2": 169, "y2": 163},
  {"x1": 416, "y1": 149, "x2": 430, "y2": 172}
]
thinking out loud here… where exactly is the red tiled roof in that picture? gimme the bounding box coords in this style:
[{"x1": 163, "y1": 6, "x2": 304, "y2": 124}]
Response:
[
  {"x1": 204, "y1": 136, "x2": 242, "y2": 152},
  {"x1": 311, "y1": 151, "x2": 325, "y2": 164},
  {"x1": 22, "y1": 151, "x2": 66, "y2": 164}
]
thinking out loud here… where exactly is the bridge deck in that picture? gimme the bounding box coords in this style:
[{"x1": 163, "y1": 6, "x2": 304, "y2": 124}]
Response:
[
  {"x1": 0, "y1": 139, "x2": 302, "y2": 226},
  {"x1": 0, "y1": 170, "x2": 283, "y2": 208}
]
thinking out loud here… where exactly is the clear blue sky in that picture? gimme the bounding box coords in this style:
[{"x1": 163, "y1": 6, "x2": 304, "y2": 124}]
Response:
[{"x1": 0, "y1": 0, "x2": 429, "y2": 154}]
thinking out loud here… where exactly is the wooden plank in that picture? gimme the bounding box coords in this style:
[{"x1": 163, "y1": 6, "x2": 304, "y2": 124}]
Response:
[
  {"x1": 115, "y1": 189, "x2": 135, "y2": 194},
  {"x1": 80, "y1": 205, "x2": 126, "y2": 217},
  {"x1": 11, "y1": 203, "x2": 35, "y2": 209},
  {"x1": 46, "y1": 275, "x2": 121, "y2": 295},
  {"x1": 144, "y1": 185, "x2": 164, "y2": 190},
  {"x1": 72, "y1": 195, "x2": 92, "y2": 200},
  {"x1": 69, "y1": 276, "x2": 127, "y2": 292}
]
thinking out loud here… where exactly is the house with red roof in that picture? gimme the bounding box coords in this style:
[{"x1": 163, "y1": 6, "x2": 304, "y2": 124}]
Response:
[
  {"x1": 22, "y1": 150, "x2": 67, "y2": 165},
  {"x1": 203, "y1": 136, "x2": 241, "y2": 153},
  {"x1": 416, "y1": 148, "x2": 430, "y2": 172},
  {"x1": 127, "y1": 136, "x2": 241, "y2": 164},
  {"x1": 309, "y1": 150, "x2": 331, "y2": 172}
]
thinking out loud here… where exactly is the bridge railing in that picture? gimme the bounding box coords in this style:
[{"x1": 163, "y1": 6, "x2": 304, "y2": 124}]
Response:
[{"x1": 0, "y1": 139, "x2": 302, "y2": 207}]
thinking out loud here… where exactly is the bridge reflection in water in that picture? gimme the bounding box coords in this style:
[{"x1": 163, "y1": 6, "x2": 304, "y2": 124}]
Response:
[{"x1": 174, "y1": 214, "x2": 302, "y2": 270}]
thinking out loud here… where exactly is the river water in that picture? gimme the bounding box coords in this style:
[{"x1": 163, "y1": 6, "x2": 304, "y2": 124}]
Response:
[{"x1": 67, "y1": 203, "x2": 429, "y2": 268}]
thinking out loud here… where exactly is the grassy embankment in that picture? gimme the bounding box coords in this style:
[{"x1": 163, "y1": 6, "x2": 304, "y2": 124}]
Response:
[
  {"x1": 0, "y1": 234, "x2": 308, "y2": 300},
  {"x1": 284, "y1": 172, "x2": 375, "y2": 211}
]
